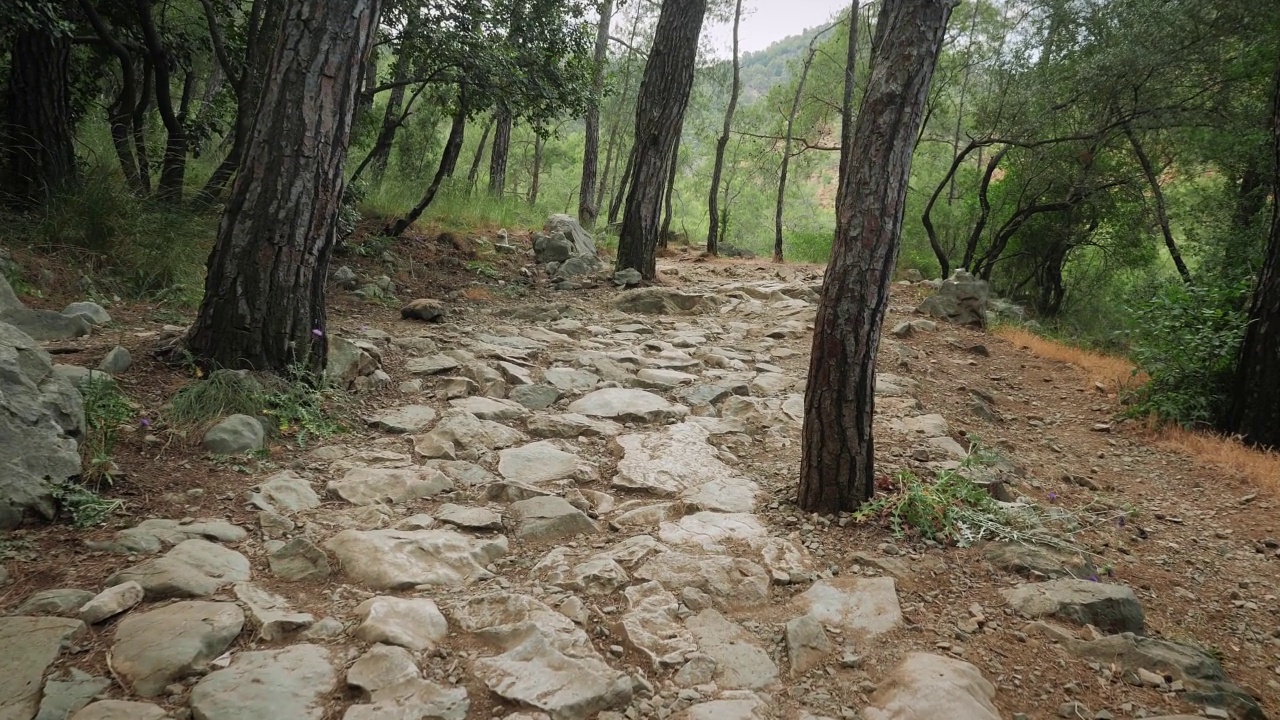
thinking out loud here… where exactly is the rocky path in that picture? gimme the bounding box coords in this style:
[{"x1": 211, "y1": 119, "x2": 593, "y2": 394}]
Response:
[{"x1": 2, "y1": 257, "x2": 1278, "y2": 720}]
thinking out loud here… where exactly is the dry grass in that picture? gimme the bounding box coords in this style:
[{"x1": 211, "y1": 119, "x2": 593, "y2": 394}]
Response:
[
  {"x1": 461, "y1": 286, "x2": 492, "y2": 302},
  {"x1": 993, "y1": 326, "x2": 1143, "y2": 393},
  {"x1": 1148, "y1": 425, "x2": 1280, "y2": 495}
]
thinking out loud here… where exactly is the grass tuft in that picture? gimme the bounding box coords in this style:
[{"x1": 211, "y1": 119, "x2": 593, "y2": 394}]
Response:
[
  {"x1": 80, "y1": 375, "x2": 135, "y2": 484},
  {"x1": 165, "y1": 370, "x2": 268, "y2": 431},
  {"x1": 994, "y1": 325, "x2": 1143, "y2": 393},
  {"x1": 1148, "y1": 425, "x2": 1280, "y2": 496}
]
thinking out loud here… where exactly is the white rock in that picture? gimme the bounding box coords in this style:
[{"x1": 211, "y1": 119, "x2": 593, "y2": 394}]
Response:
[
  {"x1": 79, "y1": 581, "x2": 144, "y2": 624},
  {"x1": 327, "y1": 466, "x2": 453, "y2": 506},
  {"x1": 367, "y1": 405, "x2": 438, "y2": 433},
  {"x1": 449, "y1": 396, "x2": 530, "y2": 422},
  {"x1": 498, "y1": 441, "x2": 582, "y2": 484},
  {"x1": 795, "y1": 577, "x2": 903, "y2": 638},
  {"x1": 353, "y1": 596, "x2": 449, "y2": 651},
  {"x1": 622, "y1": 581, "x2": 696, "y2": 667},
  {"x1": 190, "y1": 644, "x2": 337, "y2": 720},
  {"x1": 323, "y1": 529, "x2": 508, "y2": 590},
  {"x1": 862, "y1": 653, "x2": 999, "y2": 720},
  {"x1": 658, "y1": 512, "x2": 767, "y2": 552},
  {"x1": 568, "y1": 388, "x2": 689, "y2": 423},
  {"x1": 685, "y1": 609, "x2": 778, "y2": 689},
  {"x1": 473, "y1": 634, "x2": 632, "y2": 720}
]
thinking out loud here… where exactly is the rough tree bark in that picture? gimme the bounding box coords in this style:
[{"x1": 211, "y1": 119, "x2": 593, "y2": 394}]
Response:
[
  {"x1": 799, "y1": 0, "x2": 953, "y2": 513},
  {"x1": 607, "y1": 144, "x2": 636, "y2": 227},
  {"x1": 578, "y1": 0, "x2": 614, "y2": 227},
  {"x1": 659, "y1": 132, "x2": 681, "y2": 248},
  {"x1": 775, "y1": 28, "x2": 831, "y2": 263},
  {"x1": 1225, "y1": 61, "x2": 1280, "y2": 450},
  {"x1": 597, "y1": 5, "x2": 644, "y2": 216},
  {"x1": 467, "y1": 115, "x2": 495, "y2": 192},
  {"x1": 364, "y1": 12, "x2": 420, "y2": 181},
  {"x1": 1123, "y1": 125, "x2": 1192, "y2": 284},
  {"x1": 135, "y1": 0, "x2": 189, "y2": 202},
  {"x1": 1, "y1": 20, "x2": 77, "y2": 205},
  {"x1": 836, "y1": 0, "x2": 859, "y2": 201},
  {"x1": 385, "y1": 92, "x2": 468, "y2": 237},
  {"x1": 706, "y1": 0, "x2": 743, "y2": 256},
  {"x1": 615, "y1": 0, "x2": 707, "y2": 280},
  {"x1": 488, "y1": 104, "x2": 513, "y2": 197},
  {"x1": 187, "y1": 0, "x2": 381, "y2": 373},
  {"x1": 78, "y1": 0, "x2": 144, "y2": 193}
]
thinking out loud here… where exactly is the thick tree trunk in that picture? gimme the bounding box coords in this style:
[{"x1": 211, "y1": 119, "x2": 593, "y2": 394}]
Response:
[
  {"x1": 136, "y1": 0, "x2": 188, "y2": 202},
  {"x1": 488, "y1": 104, "x2": 512, "y2": 197},
  {"x1": 364, "y1": 13, "x2": 419, "y2": 182},
  {"x1": 799, "y1": 0, "x2": 953, "y2": 513},
  {"x1": 385, "y1": 95, "x2": 468, "y2": 237},
  {"x1": 187, "y1": 0, "x2": 381, "y2": 374},
  {"x1": 706, "y1": 0, "x2": 743, "y2": 255},
  {"x1": 836, "y1": 0, "x2": 859, "y2": 201},
  {"x1": 775, "y1": 33, "x2": 827, "y2": 263},
  {"x1": 1124, "y1": 125, "x2": 1191, "y2": 284},
  {"x1": 578, "y1": 0, "x2": 614, "y2": 227},
  {"x1": 616, "y1": 0, "x2": 707, "y2": 279},
  {"x1": 1225, "y1": 62, "x2": 1280, "y2": 450},
  {"x1": 659, "y1": 132, "x2": 681, "y2": 248},
  {"x1": 467, "y1": 116, "x2": 494, "y2": 192},
  {"x1": 2, "y1": 24, "x2": 77, "y2": 205}
]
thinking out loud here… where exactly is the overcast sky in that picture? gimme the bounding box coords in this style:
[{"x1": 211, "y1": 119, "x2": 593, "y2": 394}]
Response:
[{"x1": 704, "y1": 0, "x2": 850, "y2": 57}]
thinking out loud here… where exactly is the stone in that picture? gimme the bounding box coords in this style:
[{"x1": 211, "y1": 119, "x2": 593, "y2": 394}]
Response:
[
  {"x1": 681, "y1": 697, "x2": 768, "y2": 720},
  {"x1": 0, "y1": 321, "x2": 84, "y2": 525},
  {"x1": 1, "y1": 279, "x2": 92, "y2": 340},
  {"x1": 352, "y1": 596, "x2": 449, "y2": 652},
  {"x1": 401, "y1": 298, "x2": 446, "y2": 322},
  {"x1": 631, "y1": 368, "x2": 698, "y2": 390},
  {"x1": 753, "y1": 536, "x2": 818, "y2": 584},
  {"x1": 269, "y1": 537, "x2": 331, "y2": 582},
  {"x1": 544, "y1": 368, "x2": 600, "y2": 393},
  {"x1": 189, "y1": 644, "x2": 336, "y2": 720},
  {"x1": 658, "y1": 512, "x2": 767, "y2": 552},
  {"x1": 111, "y1": 601, "x2": 244, "y2": 696},
  {"x1": 862, "y1": 653, "x2": 999, "y2": 720},
  {"x1": 621, "y1": 581, "x2": 697, "y2": 668},
  {"x1": 685, "y1": 609, "x2": 778, "y2": 690},
  {"x1": 61, "y1": 301, "x2": 110, "y2": 325},
  {"x1": 917, "y1": 269, "x2": 990, "y2": 327},
  {"x1": 367, "y1": 405, "x2": 438, "y2": 433},
  {"x1": 234, "y1": 583, "x2": 314, "y2": 640},
  {"x1": 246, "y1": 469, "x2": 321, "y2": 513},
  {"x1": 449, "y1": 396, "x2": 530, "y2": 422},
  {"x1": 0, "y1": 617, "x2": 86, "y2": 719},
  {"x1": 1064, "y1": 633, "x2": 1225, "y2": 683},
  {"x1": 1002, "y1": 580, "x2": 1144, "y2": 634},
  {"x1": 749, "y1": 373, "x2": 793, "y2": 396},
  {"x1": 202, "y1": 414, "x2": 264, "y2": 454},
  {"x1": 635, "y1": 551, "x2": 770, "y2": 608},
  {"x1": 79, "y1": 581, "x2": 143, "y2": 624},
  {"x1": 795, "y1": 577, "x2": 904, "y2": 638},
  {"x1": 674, "y1": 655, "x2": 718, "y2": 687},
  {"x1": 343, "y1": 679, "x2": 470, "y2": 720},
  {"x1": 473, "y1": 634, "x2": 632, "y2": 720},
  {"x1": 70, "y1": 701, "x2": 168, "y2": 720},
  {"x1": 612, "y1": 423, "x2": 758, "y2": 512},
  {"x1": 328, "y1": 336, "x2": 379, "y2": 389},
  {"x1": 496, "y1": 361, "x2": 535, "y2": 386},
  {"x1": 406, "y1": 355, "x2": 460, "y2": 375},
  {"x1": 97, "y1": 346, "x2": 131, "y2": 373},
  {"x1": 324, "y1": 528, "x2": 508, "y2": 589},
  {"x1": 613, "y1": 268, "x2": 642, "y2": 287},
  {"x1": 436, "y1": 503, "x2": 504, "y2": 530},
  {"x1": 347, "y1": 644, "x2": 419, "y2": 696},
  {"x1": 327, "y1": 466, "x2": 453, "y2": 505},
  {"x1": 612, "y1": 288, "x2": 716, "y2": 315},
  {"x1": 568, "y1": 388, "x2": 689, "y2": 423},
  {"x1": 504, "y1": 496, "x2": 599, "y2": 542},
  {"x1": 786, "y1": 615, "x2": 831, "y2": 675},
  {"x1": 499, "y1": 442, "x2": 581, "y2": 484},
  {"x1": 113, "y1": 518, "x2": 247, "y2": 549},
  {"x1": 412, "y1": 410, "x2": 526, "y2": 459},
  {"x1": 984, "y1": 542, "x2": 1096, "y2": 580},
  {"x1": 447, "y1": 591, "x2": 592, "y2": 656},
  {"x1": 510, "y1": 384, "x2": 561, "y2": 410},
  {"x1": 107, "y1": 539, "x2": 251, "y2": 599},
  {"x1": 562, "y1": 557, "x2": 629, "y2": 594},
  {"x1": 16, "y1": 588, "x2": 96, "y2": 616},
  {"x1": 35, "y1": 668, "x2": 111, "y2": 720},
  {"x1": 302, "y1": 617, "x2": 346, "y2": 640},
  {"x1": 527, "y1": 413, "x2": 621, "y2": 439}
]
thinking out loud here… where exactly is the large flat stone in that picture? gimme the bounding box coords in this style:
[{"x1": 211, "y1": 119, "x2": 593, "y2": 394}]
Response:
[
  {"x1": 70, "y1": 701, "x2": 168, "y2": 720},
  {"x1": 0, "y1": 617, "x2": 86, "y2": 720},
  {"x1": 1002, "y1": 579, "x2": 1144, "y2": 634},
  {"x1": 621, "y1": 581, "x2": 697, "y2": 668},
  {"x1": 111, "y1": 601, "x2": 244, "y2": 697},
  {"x1": 473, "y1": 634, "x2": 632, "y2": 720},
  {"x1": 634, "y1": 551, "x2": 770, "y2": 609},
  {"x1": 658, "y1": 512, "x2": 767, "y2": 552},
  {"x1": 106, "y1": 539, "x2": 250, "y2": 599},
  {"x1": 498, "y1": 442, "x2": 581, "y2": 484},
  {"x1": 353, "y1": 596, "x2": 448, "y2": 651},
  {"x1": 327, "y1": 466, "x2": 453, "y2": 506},
  {"x1": 685, "y1": 609, "x2": 778, "y2": 690},
  {"x1": 447, "y1": 591, "x2": 592, "y2": 656},
  {"x1": 795, "y1": 577, "x2": 903, "y2": 638},
  {"x1": 863, "y1": 653, "x2": 999, "y2": 720},
  {"x1": 612, "y1": 423, "x2": 757, "y2": 510},
  {"x1": 324, "y1": 528, "x2": 508, "y2": 590},
  {"x1": 567, "y1": 388, "x2": 688, "y2": 423},
  {"x1": 367, "y1": 405, "x2": 437, "y2": 433},
  {"x1": 503, "y1": 497, "x2": 599, "y2": 543},
  {"x1": 190, "y1": 644, "x2": 336, "y2": 720}
]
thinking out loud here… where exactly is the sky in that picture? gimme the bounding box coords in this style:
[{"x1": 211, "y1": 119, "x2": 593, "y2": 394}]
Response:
[{"x1": 704, "y1": 0, "x2": 850, "y2": 57}]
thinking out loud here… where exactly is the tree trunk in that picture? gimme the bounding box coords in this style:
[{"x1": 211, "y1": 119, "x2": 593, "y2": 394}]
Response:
[
  {"x1": 659, "y1": 131, "x2": 681, "y2": 248},
  {"x1": 1225, "y1": 62, "x2": 1280, "y2": 450},
  {"x1": 133, "y1": 60, "x2": 154, "y2": 195},
  {"x1": 799, "y1": 0, "x2": 953, "y2": 514},
  {"x1": 1124, "y1": 125, "x2": 1192, "y2": 284},
  {"x1": 364, "y1": 13, "x2": 419, "y2": 182},
  {"x1": 607, "y1": 144, "x2": 636, "y2": 227},
  {"x1": 836, "y1": 0, "x2": 859, "y2": 202},
  {"x1": 776, "y1": 30, "x2": 829, "y2": 263},
  {"x1": 529, "y1": 134, "x2": 544, "y2": 205},
  {"x1": 578, "y1": 0, "x2": 614, "y2": 227},
  {"x1": 187, "y1": 0, "x2": 381, "y2": 374},
  {"x1": 136, "y1": 0, "x2": 188, "y2": 202},
  {"x1": 79, "y1": 0, "x2": 145, "y2": 193},
  {"x1": 706, "y1": 0, "x2": 743, "y2": 256},
  {"x1": 615, "y1": 0, "x2": 707, "y2": 280},
  {"x1": 1, "y1": 23, "x2": 77, "y2": 205},
  {"x1": 467, "y1": 115, "x2": 494, "y2": 192},
  {"x1": 597, "y1": 5, "x2": 643, "y2": 216},
  {"x1": 488, "y1": 104, "x2": 512, "y2": 197},
  {"x1": 385, "y1": 93, "x2": 468, "y2": 237}
]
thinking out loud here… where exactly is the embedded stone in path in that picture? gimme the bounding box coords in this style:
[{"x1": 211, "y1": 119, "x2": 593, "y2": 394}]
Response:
[
  {"x1": 35, "y1": 667, "x2": 111, "y2": 720},
  {"x1": 110, "y1": 601, "x2": 244, "y2": 697},
  {"x1": 435, "y1": 503, "x2": 503, "y2": 531},
  {"x1": 326, "y1": 466, "x2": 453, "y2": 506},
  {"x1": 70, "y1": 700, "x2": 168, "y2": 720},
  {"x1": 190, "y1": 644, "x2": 336, "y2": 720},
  {"x1": 323, "y1": 528, "x2": 508, "y2": 590},
  {"x1": 269, "y1": 537, "x2": 331, "y2": 582},
  {"x1": 634, "y1": 551, "x2": 770, "y2": 608},
  {"x1": 353, "y1": 596, "x2": 448, "y2": 651},
  {"x1": 685, "y1": 609, "x2": 779, "y2": 690},
  {"x1": 79, "y1": 581, "x2": 143, "y2": 624},
  {"x1": 449, "y1": 396, "x2": 530, "y2": 422},
  {"x1": 862, "y1": 653, "x2": 999, "y2": 720},
  {"x1": 406, "y1": 355, "x2": 460, "y2": 375},
  {"x1": 247, "y1": 470, "x2": 321, "y2": 513},
  {"x1": 347, "y1": 644, "x2": 419, "y2": 697},
  {"x1": 984, "y1": 542, "x2": 1097, "y2": 580},
  {"x1": 567, "y1": 388, "x2": 689, "y2": 423},
  {"x1": 473, "y1": 633, "x2": 632, "y2": 720},
  {"x1": 796, "y1": 577, "x2": 903, "y2": 638},
  {"x1": 786, "y1": 614, "x2": 831, "y2": 675},
  {"x1": 234, "y1": 583, "x2": 314, "y2": 641},
  {"x1": 1002, "y1": 579, "x2": 1144, "y2": 634},
  {"x1": 448, "y1": 591, "x2": 593, "y2": 656},
  {"x1": 114, "y1": 517, "x2": 247, "y2": 550},
  {"x1": 658, "y1": 512, "x2": 767, "y2": 552},
  {"x1": 621, "y1": 581, "x2": 696, "y2": 668},
  {"x1": 0, "y1": 616, "x2": 86, "y2": 720},
  {"x1": 527, "y1": 413, "x2": 621, "y2": 439},
  {"x1": 752, "y1": 536, "x2": 819, "y2": 585},
  {"x1": 510, "y1": 384, "x2": 561, "y2": 410},
  {"x1": 612, "y1": 423, "x2": 756, "y2": 507},
  {"x1": 503, "y1": 496, "x2": 599, "y2": 542},
  {"x1": 106, "y1": 538, "x2": 251, "y2": 599},
  {"x1": 16, "y1": 588, "x2": 95, "y2": 616},
  {"x1": 411, "y1": 410, "x2": 526, "y2": 459},
  {"x1": 498, "y1": 442, "x2": 581, "y2": 484},
  {"x1": 682, "y1": 696, "x2": 769, "y2": 720},
  {"x1": 543, "y1": 367, "x2": 600, "y2": 393},
  {"x1": 366, "y1": 405, "x2": 437, "y2": 433},
  {"x1": 343, "y1": 678, "x2": 470, "y2": 720}
]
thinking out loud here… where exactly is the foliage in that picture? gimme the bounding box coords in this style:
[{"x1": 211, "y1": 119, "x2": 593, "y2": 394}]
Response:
[
  {"x1": 1125, "y1": 282, "x2": 1250, "y2": 428},
  {"x1": 853, "y1": 465, "x2": 1002, "y2": 543},
  {"x1": 79, "y1": 375, "x2": 134, "y2": 484},
  {"x1": 53, "y1": 482, "x2": 125, "y2": 528},
  {"x1": 165, "y1": 369, "x2": 268, "y2": 431},
  {"x1": 262, "y1": 362, "x2": 347, "y2": 447}
]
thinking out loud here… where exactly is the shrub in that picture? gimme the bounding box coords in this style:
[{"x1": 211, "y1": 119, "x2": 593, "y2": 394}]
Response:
[{"x1": 80, "y1": 375, "x2": 134, "y2": 484}]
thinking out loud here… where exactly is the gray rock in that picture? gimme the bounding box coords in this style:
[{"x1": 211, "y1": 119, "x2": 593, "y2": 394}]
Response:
[
  {"x1": 111, "y1": 601, "x2": 244, "y2": 696},
  {"x1": 503, "y1": 496, "x2": 599, "y2": 542},
  {"x1": 37, "y1": 670, "x2": 112, "y2": 720},
  {"x1": 190, "y1": 644, "x2": 336, "y2": 720},
  {"x1": 448, "y1": 396, "x2": 529, "y2": 422},
  {"x1": 70, "y1": 701, "x2": 168, "y2": 720},
  {"x1": 234, "y1": 583, "x2": 314, "y2": 640},
  {"x1": 247, "y1": 470, "x2": 321, "y2": 513},
  {"x1": 634, "y1": 551, "x2": 770, "y2": 608},
  {"x1": 97, "y1": 346, "x2": 131, "y2": 373},
  {"x1": 621, "y1": 581, "x2": 696, "y2": 668},
  {"x1": 510, "y1": 384, "x2": 561, "y2": 410},
  {"x1": 61, "y1": 301, "x2": 110, "y2": 325},
  {"x1": 333, "y1": 265, "x2": 359, "y2": 289},
  {"x1": 862, "y1": 653, "x2": 999, "y2": 720},
  {"x1": 613, "y1": 423, "x2": 757, "y2": 511},
  {"x1": 498, "y1": 441, "x2": 581, "y2": 484},
  {"x1": 674, "y1": 654, "x2": 717, "y2": 687},
  {"x1": 353, "y1": 596, "x2": 449, "y2": 651},
  {"x1": 405, "y1": 354, "x2": 461, "y2": 375},
  {"x1": 786, "y1": 614, "x2": 831, "y2": 675},
  {"x1": 567, "y1": 388, "x2": 689, "y2": 423},
  {"x1": 202, "y1": 414, "x2": 265, "y2": 454},
  {"x1": 0, "y1": 617, "x2": 86, "y2": 719},
  {"x1": 347, "y1": 644, "x2": 419, "y2": 696},
  {"x1": 1002, "y1": 579, "x2": 1144, "y2": 634},
  {"x1": 269, "y1": 537, "x2": 331, "y2": 582},
  {"x1": 0, "y1": 278, "x2": 92, "y2": 340},
  {"x1": 613, "y1": 268, "x2": 642, "y2": 287},
  {"x1": 685, "y1": 609, "x2": 778, "y2": 689},
  {"x1": 447, "y1": 590, "x2": 594, "y2": 656},
  {"x1": 343, "y1": 679, "x2": 470, "y2": 720},
  {"x1": 527, "y1": 413, "x2": 620, "y2": 439},
  {"x1": 543, "y1": 368, "x2": 600, "y2": 393},
  {"x1": 302, "y1": 616, "x2": 346, "y2": 640},
  {"x1": 0, "y1": 321, "x2": 84, "y2": 525},
  {"x1": 114, "y1": 518, "x2": 248, "y2": 549},
  {"x1": 658, "y1": 512, "x2": 766, "y2": 552},
  {"x1": 327, "y1": 466, "x2": 453, "y2": 505},
  {"x1": 323, "y1": 528, "x2": 508, "y2": 590},
  {"x1": 367, "y1": 405, "x2": 438, "y2": 433},
  {"x1": 328, "y1": 336, "x2": 380, "y2": 389},
  {"x1": 16, "y1": 588, "x2": 96, "y2": 616},
  {"x1": 1064, "y1": 632, "x2": 1224, "y2": 682},
  {"x1": 917, "y1": 269, "x2": 990, "y2": 327},
  {"x1": 612, "y1": 288, "x2": 716, "y2": 316},
  {"x1": 683, "y1": 697, "x2": 768, "y2": 720},
  {"x1": 436, "y1": 503, "x2": 504, "y2": 531},
  {"x1": 984, "y1": 542, "x2": 1096, "y2": 580},
  {"x1": 412, "y1": 409, "x2": 526, "y2": 459},
  {"x1": 401, "y1": 298, "x2": 446, "y2": 322},
  {"x1": 107, "y1": 539, "x2": 251, "y2": 599},
  {"x1": 473, "y1": 633, "x2": 631, "y2": 720},
  {"x1": 79, "y1": 581, "x2": 144, "y2": 624}
]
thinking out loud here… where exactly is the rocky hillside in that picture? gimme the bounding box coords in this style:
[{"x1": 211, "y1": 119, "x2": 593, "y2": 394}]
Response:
[{"x1": 0, "y1": 230, "x2": 1276, "y2": 720}]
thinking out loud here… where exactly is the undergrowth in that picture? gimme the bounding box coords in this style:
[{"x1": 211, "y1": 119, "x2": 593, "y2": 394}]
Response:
[
  {"x1": 80, "y1": 374, "x2": 134, "y2": 484},
  {"x1": 164, "y1": 366, "x2": 346, "y2": 447},
  {"x1": 54, "y1": 483, "x2": 125, "y2": 528}
]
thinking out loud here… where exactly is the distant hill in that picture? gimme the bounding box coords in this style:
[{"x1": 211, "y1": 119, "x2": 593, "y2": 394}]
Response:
[{"x1": 738, "y1": 25, "x2": 829, "y2": 103}]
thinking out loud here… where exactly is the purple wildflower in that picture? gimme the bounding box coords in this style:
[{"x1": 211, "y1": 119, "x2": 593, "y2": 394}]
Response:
[
  {"x1": 311, "y1": 328, "x2": 324, "y2": 338},
  {"x1": 1115, "y1": 515, "x2": 1126, "y2": 527},
  {"x1": 1088, "y1": 574, "x2": 1099, "y2": 582},
  {"x1": 1047, "y1": 492, "x2": 1058, "y2": 503},
  {"x1": 139, "y1": 417, "x2": 152, "y2": 428}
]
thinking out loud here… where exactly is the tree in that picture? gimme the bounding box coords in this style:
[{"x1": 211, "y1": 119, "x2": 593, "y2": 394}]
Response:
[
  {"x1": 2, "y1": 8, "x2": 77, "y2": 205},
  {"x1": 799, "y1": 0, "x2": 954, "y2": 513},
  {"x1": 706, "y1": 0, "x2": 743, "y2": 255},
  {"x1": 578, "y1": 0, "x2": 614, "y2": 227},
  {"x1": 615, "y1": 0, "x2": 707, "y2": 280},
  {"x1": 775, "y1": 25, "x2": 834, "y2": 262},
  {"x1": 385, "y1": 86, "x2": 469, "y2": 237},
  {"x1": 187, "y1": 0, "x2": 381, "y2": 373}
]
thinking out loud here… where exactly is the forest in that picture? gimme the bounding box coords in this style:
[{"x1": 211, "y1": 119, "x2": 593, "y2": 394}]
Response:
[{"x1": 2, "y1": 0, "x2": 1279, "y2": 464}]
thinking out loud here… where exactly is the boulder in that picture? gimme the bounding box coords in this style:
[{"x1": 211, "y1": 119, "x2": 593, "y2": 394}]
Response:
[
  {"x1": 324, "y1": 528, "x2": 508, "y2": 590},
  {"x1": 0, "y1": 617, "x2": 86, "y2": 719},
  {"x1": 106, "y1": 538, "x2": 251, "y2": 599},
  {"x1": 353, "y1": 596, "x2": 449, "y2": 651},
  {"x1": 916, "y1": 269, "x2": 990, "y2": 327},
  {"x1": 503, "y1": 496, "x2": 599, "y2": 542},
  {"x1": 202, "y1": 414, "x2": 265, "y2": 454},
  {"x1": 862, "y1": 653, "x2": 999, "y2": 720},
  {"x1": 401, "y1": 298, "x2": 446, "y2": 322},
  {"x1": 612, "y1": 288, "x2": 717, "y2": 316},
  {"x1": 190, "y1": 644, "x2": 336, "y2": 720},
  {"x1": 1, "y1": 277, "x2": 92, "y2": 340},
  {"x1": 71, "y1": 701, "x2": 168, "y2": 720},
  {"x1": 97, "y1": 346, "x2": 131, "y2": 373},
  {"x1": 1002, "y1": 579, "x2": 1144, "y2": 634},
  {"x1": 111, "y1": 601, "x2": 244, "y2": 696},
  {"x1": 61, "y1": 301, "x2": 110, "y2": 325}
]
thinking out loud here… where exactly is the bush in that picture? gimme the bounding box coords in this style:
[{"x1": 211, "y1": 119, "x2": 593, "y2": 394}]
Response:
[
  {"x1": 1124, "y1": 283, "x2": 1248, "y2": 428},
  {"x1": 164, "y1": 365, "x2": 346, "y2": 447}
]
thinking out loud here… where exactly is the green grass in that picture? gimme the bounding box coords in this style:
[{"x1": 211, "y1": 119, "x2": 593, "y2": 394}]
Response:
[
  {"x1": 165, "y1": 369, "x2": 268, "y2": 431},
  {"x1": 53, "y1": 483, "x2": 126, "y2": 528},
  {"x1": 80, "y1": 375, "x2": 135, "y2": 484}
]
